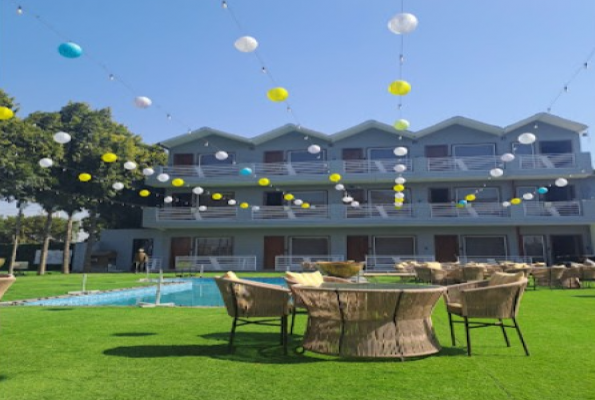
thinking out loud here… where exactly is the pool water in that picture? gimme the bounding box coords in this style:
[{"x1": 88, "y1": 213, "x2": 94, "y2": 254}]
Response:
[{"x1": 24, "y1": 277, "x2": 287, "y2": 307}]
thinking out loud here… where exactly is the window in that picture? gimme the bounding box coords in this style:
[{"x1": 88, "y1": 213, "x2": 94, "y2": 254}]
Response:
[
  {"x1": 290, "y1": 191, "x2": 327, "y2": 205},
  {"x1": 287, "y1": 150, "x2": 327, "y2": 174},
  {"x1": 456, "y1": 187, "x2": 499, "y2": 202},
  {"x1": 369, "y1": 189, "x2": 410, "y2": 204},
  {"x1": 290, "y1": 237, "x2": 329, "y2": 255},
  {"x1": 539, "y1": 140, "x2": 572, "y2": 154},
  {"x1": 198, "y1": 192, "x2": 234, "y2": 207},
  {"x1": 199, "y1": 153, "x2": 235, "y2": 165},
  {"x1": 194, "y1": 237, "x2": 233, "y2": 256},
  {"x1": 452, "y1": 144, "x2": 496, "y2": 170},
  {"x1": 429, "y1": 188, "x2": 450, "y2": 203},
  {"x1": 373, "y1": 236, "x2": 416, "y2": 255},
  {"x1": 173, "y1": 153, "x2": 194, "y2": 166},
  {"x1": 369, "y1": 148, "x2": 398, "y2": 160},
  {"x1": 512, "y1": 142, "x2": 534, "y2": 155},
  {"x1": 288, "y1": 150, "x2": 326, "y2": 162},
  {"x1": 463, "y1": 236, "x2": 507, "y2": 257},
  {"x1": 452, "y1": 144, "x2": 495, "y2": 157},
  {"x1": 515, "y1": 186, "x2": 537, "y2": 200}
]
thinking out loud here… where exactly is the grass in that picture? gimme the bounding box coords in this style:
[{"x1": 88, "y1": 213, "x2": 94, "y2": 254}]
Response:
[{"x1": 1, "y1": 274, "x2": 594, "y2": 400}]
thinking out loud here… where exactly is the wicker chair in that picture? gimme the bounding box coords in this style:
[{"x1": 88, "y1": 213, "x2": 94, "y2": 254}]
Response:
[
  {"x1": 462, "y1": 266, "x2": 486, "y2": 282},
  {"x1": 581, "y1": 266, "x2": 595, "y2": 287},
  {"x1": 414, "y1": 266, "x2": 448, "y2": 285},
  {"x1": 214, "y1": 277, "x2": 291, "y2": 354},
  {"x1": 0, "y1": 274, "x2": 15, "y2": 330},
  {"x1": 444, "y1": 277, "x2": 529, "y2": 356}
]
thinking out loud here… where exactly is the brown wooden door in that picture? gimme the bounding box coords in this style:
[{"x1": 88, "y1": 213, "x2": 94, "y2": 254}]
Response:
[
  {"x1": 264, "y1": 151, "x2": 284, "y2": 163},
  {"x1": 425, "y1": 145, "x2": 448, "y2": 158},
  {"x1": 173, "y1": 153, "x2": 194, "y2": 165},
  {"x1": 263, "y1": 236, "x2": 284, "y2": 270},
  {"x1": 434, "y1": 235, "x2": 459, "y2": 262},
  {"x1": 347, "y1": 236, "x2": 368, "y2": 262},
  {"x1": 342, "y1": 148, "x2": 364, "y2": 160},
  {"x1": 170, "y1": 237, "x2": 192, "y2": 269}
]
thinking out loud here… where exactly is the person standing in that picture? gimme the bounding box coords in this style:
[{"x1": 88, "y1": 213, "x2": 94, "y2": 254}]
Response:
[{"x1": 133, "y1": 248, "x2": 149, "y2": 273}]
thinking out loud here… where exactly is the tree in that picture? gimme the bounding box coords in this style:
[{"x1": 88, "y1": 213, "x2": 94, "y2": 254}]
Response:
[{"x1": 0, "y1": 215, "x2": 79, "y2": 244}]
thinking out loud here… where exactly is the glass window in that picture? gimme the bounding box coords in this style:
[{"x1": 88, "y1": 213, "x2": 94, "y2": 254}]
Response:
[
  {"x1": 194, "y1": 237, "x2": 233, "y2": 256},
  {"x1": 369, "y1": 189, "x2": 410, "y2": 204},
  {"x1": 373, "y1": 237, "x2": 416, "y2": 255},
  {"x1": 453, "y1": 144, "x2": 495, "y2": 157},
  {"x1": 512, "y1": 142, "x2": 534, "y2": 155},
  {"x1": 464, "y1": 236, "x2": 507, "y2": 257},
  {"x1": 456, "y1": 187, "x2": 499, "y2": 202},
  {"x1": 539, "y1": 140, "x2": 572, "y2": 154},
  {"x1": 288, "y1": 150, "x2": 326, "y2": 162},
  {"x1": 291, "y1": 191, "x2": 327, "y2": 205},
  {"x1": 290, "y1": 237, "x2": 329, "y2": 255},
  {"x1": 198, "y1": 192, "x2": 234, "y2": 207},
  {"x1": 369, "y1": 148, "x2": 398, "y2": 160},
  {"x1": 199, "y1": 153, "x2": 235, "y2": 165}
]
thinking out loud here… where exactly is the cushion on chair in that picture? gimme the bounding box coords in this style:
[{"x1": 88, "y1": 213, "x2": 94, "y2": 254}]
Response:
[
  {"x1": 488, "y1": 271, "x2": 524, "y2": 286},
  {"x1": 222, "y1": 271, "x2": 240, "y2": 281},
  {"x1": 446, "y1": 302, "x2": 462, "y2": 314},
  {"x1": 425, "y1": 262, "x2": 442, "y2": 270},
  {"x1": 285, "y1": 271, "x2": 324, "y2": 287}
]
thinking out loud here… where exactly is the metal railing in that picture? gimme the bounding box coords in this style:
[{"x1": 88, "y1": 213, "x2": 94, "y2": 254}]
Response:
[
  {"x1": 345, "y1": 203, "x2": 414, "y2": 218},
  {"x1": 426, "y1": 155, "x2": 499, "y2": 172},
  {"x1": 157, "y1": 207, "x2": 237, "y2": 221},
  {"x1": 175, "y1": 256, "x2": 257, "y2": 271},
  {"x1": 523, "y1": 201, "x2": 582, "y2": 217},
  {"x1": 146, "y1": 258, "x2": 163, "y2": 272},
  {"x1": 275, "y1": 255, "x2": 345, "y2": 271},
  {"x1": 430, "y1": 202, "x2": 509, "y2": 218},
  {"x1": 365, "y1": 255, "x2": 434, "y2": 271},
  {"x1": 457, "y1": 255, "x2": 534, "y2": 264},
  {"x1": 343, "y1": 158, "x2": 413, "y2": 174},
  {"x1": 519, "y1": 153, "x2": 575, "y2": 169},
  {"x1": 254, "y1": 161, "x2": 329, "y2": 176},
  {"x1": 252, "y1": 205, "x2": 329, "y2": 220},
  {"x1": 162, "y1": 164, "x2": 240, "y2": 178}
]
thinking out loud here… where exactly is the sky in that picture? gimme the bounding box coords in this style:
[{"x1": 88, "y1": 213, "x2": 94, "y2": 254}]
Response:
[{"x1": 1, "y1": 0, "x2": 595, "y2": 216}]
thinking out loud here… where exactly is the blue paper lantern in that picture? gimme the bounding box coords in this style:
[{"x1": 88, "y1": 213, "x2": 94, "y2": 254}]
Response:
[
  {"x1": 537, "y1": 187, "x2": 548, "y2": 194},
  {"x1": 239, "y1": 167, "x2": 253, "y2": 176},
  {"x1": 58, "y1": 42, "x2": 83, "y2": 58},
  {"x1": 458, "y1": 200, "x2": 468, "y2": 205}
]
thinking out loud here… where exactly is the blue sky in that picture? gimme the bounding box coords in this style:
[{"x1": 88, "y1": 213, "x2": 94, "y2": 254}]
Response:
[{"x1": 1, "y1": 0, "x2": 594, "y2": 148}]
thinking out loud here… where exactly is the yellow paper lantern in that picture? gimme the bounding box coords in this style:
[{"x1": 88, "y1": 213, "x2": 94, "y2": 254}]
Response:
[
  {"x1": 212, "y1": 193, "x2": 223, "y2": 200},
  {"x1": 240, "y1": 202, "x2": 250, "y2": 209},
  {"x1": 0, "y1": 107, "x2": 14, "y2": 120},
  {"x1": 394, "y1": 198, "x2": 404, "y2": 203},
  {"x1": 388, "y1": 80, "x2": 411, "y2": 96},
  {"x1": 284, "y1": 193, "x2": 294, "y2": 201},
  {"x1": 393, "y1": 184, "x2": 405, "y2": 192},
  {"x1": 267, "y1": 87, "x2": 289, "y2": 102},
  {"x1": 329, "y1": 173, "x2": 342, "y2": 183},
  {"x1": 258, "y1": 178, "x2": 270, "y2": 186},
  {"x1": 78, "y1": 173, "x2": 92, "y2": 182},
  {"x1": 510, "y1": 198, "x2": 522, "y2": 205},
  {"x1": 395, "y1": 205, "x2": 403, "y2": 209},
  {"x1": 465, "y1": 194, "x2": 476, "y2": 202},
  {"x1": 172, "y1": 178, "x2": 185, "y2": 187},
  {"x1": 101, "y1": 152, "x2": 118, "y2": 163},
  {"x1": 393, "y1": 119, "x2": 410, "y2": 131},
  {"x1": 301, "y1": 202, "x2": 310, "y2": 209},
  {"x1": 139, "y1": 189, "x2": 150, "y2": 197}
]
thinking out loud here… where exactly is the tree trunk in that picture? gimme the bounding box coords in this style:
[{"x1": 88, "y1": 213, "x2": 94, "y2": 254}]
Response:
[
  {"x1": 38, "y1": 211, "x2": 54, "y2": 275},
  {"x1": 83, "y1": 208, "x2": 98, "y2": 273},
  {"x1": 62, "y1": 213, "x2": 74, "y2": 274},
  {"x1": 8, "y1": 202, "x2": 25, "y2": 275}
]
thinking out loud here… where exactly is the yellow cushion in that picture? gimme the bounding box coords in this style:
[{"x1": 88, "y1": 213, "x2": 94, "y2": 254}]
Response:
[
  {"x1": 285, "y1": 271, "x2": 324, "y2": 287},
  {"x1": 488, "y1": 271, "x2": 524, "y2": 286},
  {"x1": 425, "y1": 262, "x2": 442, "y2": 270},
  {"x1": 222, "y1": 271, "x2": 239, "y2": 281}
]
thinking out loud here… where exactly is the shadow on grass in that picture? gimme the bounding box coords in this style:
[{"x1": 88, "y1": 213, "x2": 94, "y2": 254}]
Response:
[
  {"x1": 571, "y1": 294, "x2": 595, "y2": 298},
  {"x1": 44, "y1": 308, "x2": 75, "y2": 312},
  {"x1": 112, "y1": 332, "x2": 157, "y2": 337},
  {"x1": 0, "y1": 375, "x2": 6, "y2": 382}
]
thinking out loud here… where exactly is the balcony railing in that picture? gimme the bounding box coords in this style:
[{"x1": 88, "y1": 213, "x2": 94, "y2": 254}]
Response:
[
  {"x1": 343, "y1": 158, "x2": 413, "y2": 174},
  {"x1": 523, "y1": 201, "x2": 581, "y2": 217},
  {"x1": 175, "y1": 256, "x2": 257, "y2": 271},
  {"x1": 430, "y1": 202, "x2": 510, "y2": 218},
  {"x1": 427, "y1": 155, "x2": 499, "y2": 172},
  {"x1": 365, "y1": 255, "x2": 435, "y2": 271},
  {"x1": 252, "y1": 205, "x2": 329, "y2": 220},
  {"x1": 254, "y1": 161, "x2": 329, "y2": 176},
  {"x1": 275, "y1": 255, "x2": 345, "y2": 271},
  {"x1": 345, "y1": 203, "x2": 414, "y2": 218},
  {"x1": 519, "y1": 153, "x2": 575, "y2": 169},
  {"x1": 157, "y1": 207, "x2": 237, "y2": 221}
]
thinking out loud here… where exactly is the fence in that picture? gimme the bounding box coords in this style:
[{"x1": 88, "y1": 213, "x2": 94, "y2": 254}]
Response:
[
  {"x1": 174, "y1": 256, "x2": 257, "y2": 271},
  {"x1": 456, "y1": 255, "x2": 534, "y2": 264},
  {"x1": 274, "y1": 255, "x2": 345, "y2": 271},
  {"x1": 365, "y1": 255, "x2": 435, "y2": 271}
]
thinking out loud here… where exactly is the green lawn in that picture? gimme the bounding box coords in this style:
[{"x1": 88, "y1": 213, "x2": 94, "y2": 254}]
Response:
[{"x1": 1, "y1": 274, "x2": 594, "y2": 400}]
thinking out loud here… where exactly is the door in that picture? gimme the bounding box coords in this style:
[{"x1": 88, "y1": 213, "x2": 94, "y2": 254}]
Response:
[
  {"x1": 434, "y1": 235, "x2": 459, "y2": 262},
  {"x1": 522, "y1": 235, "x2": 546, "y2": 263},
  {"x1": 264, "y1": 191, "x2": 283, "y2": 206},
  {"x1": 263, "y1": 236, "x2": 284, "y2": 270},
  {"x1": 343, "y1": 148, "x2": 365, "y2": 172},
  {"x1": 550, "y1": 235, "x2": 583, "y2": 264},
  {"x1": 173, "y1": 153, "x2": 194, "y2": 165},
  {"x1": 425, "y1": 145, "x2": 448, "y2": 158},
  {"x1": 170, "y1": 237, "x2": 192, "y2": 269},
  {"x1": 429, "y1": 188, "x2": 450, "y2": 203},
  {"x1": 347, "y1": 236, "x2": 368, "y2": 262},
  {"x1": 264, "y1": 151, "x2": 284, "y2": 163}
]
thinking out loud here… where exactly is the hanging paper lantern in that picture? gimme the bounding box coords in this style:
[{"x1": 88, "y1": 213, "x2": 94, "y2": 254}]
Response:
[
  {"x1": 293, "y1": 199, "x2": 303, "y2": 206},
  {"x1": 215, "y1": 151, "x2": 229, "y2": 161},
  {"x1": 502, "y1": 201, "x2": 511, "y2": 207},
  {"x1": 458, "y1": 200, "x2": 468, "y2": 205},
  {"x1": 78, "y1": 173, "x2": 92, "y2": 182},
  {"x1": 394, "y1": 164, "x2": 407, "y2": 173},
  {"x1": 395, "y1": 192, "x2": 405, "y2": 199},
  {"x1": 393, "y1": 119, "x2": 410, "y2": 131},
  {"x1": 388, "y1": 13, "x2": 419, "y2": 34},
  {"x1": 388, "y1": 80, "x2": 411, "y2": 96},
  {"x1": 142, "y1": 167, "x2": 155, "y2": 176},
  {"x1": 301, "y1": 202, "x2": 311, "y2": 209},
  {"x1": 38, "y1": 158, "x2": 53, "y2": 168},
  {"x1": 258, "y1": 178, "x2": 270, "y2": 186},
  {"x1": 329, "y1": 173, "x2": 342, "y2": 183},
  {"x1": 172, "y1": 178, "x2": 185, "y2": 187},
  {"x1": 510, "y1": 198, "x2": 522, "y2": 205},
  {"x1": 284, "y1": 193, "x2": 294, "y2": 201},
  {"x1": 342, "y1": 195, "x2": 354, "y2": 203},
  {"x1": 53, "y1": 131, "x2": 71, "y2": 144},
  {"x1": 240, "y1": 202, "x2": 250, "y2": 209},
  {"x1": 164, "y1": 196, "x2": 173, "y2": 204},
  {"x1": 334, "y1": 184, "x2": 345, "y2": 191},
  {"x1": 307, "y1": 144, "x2": 321, "y2": 154},
  {"x1": 518, "y1": 132, "x2": 536, "y2": 145},
  {"x1": 101, "y1": 153, "x2": 118, "y2": 163},
  {"x1": 198, "y1": 205, "x2": 207, "y2": 212},
  {"x1": 537, "y1": 187, "x2": 549, "y2": 194},
  {"x1": 157, "y1": 173, "x2": 170, "y2": 182},
  {"x1": 192, "y1": 186, "x2": 204, "y2": 195},
  {"x1": 0, "y1": 107, "x2": 14, "y2": 120},
  {"x1": 393, "y1": 184, "x2": 405, "y2": 192},
  {"x1": 522, "y1": 193, "x2": 534, "y2": 200},
  {"x1": 234, "y1": 36, "x2": 259, "y2": 52},
  {"x1": 139, "y1": 189, "x2": 150, "y2": 197},
  {"x1": 134, "y1": 96, "x2": 152, "y2": 109},
  {"x1": 555, "y1": 178, "x2": 568, "y2": 187},
  {"x1": 212, "y1": 193, "x2": 223, "y2": 200},
  {"x1": 489, "y1": 168, "x2": 504, "y2": 178},
  {"x1": 228, "y1": 199, "x2": 237, "y2": 206},
  {"x1": 58, "y1": 42, "x2": 83, "y2": 58},
  {"x1": 465, "y1": 194, "x2": 476, "y2": 202},
  {"x1": 351, "y1": 201, "x2": 360, "y2": 208},
  {"x1": 124, "y1": 161, "x2": 137, "y2": 170},
  {"x1": 252, "y1": 206, "x2": 260, "y2": 211},
  {"x1": 395, "y1": 177, "x2": 406, "y2": 184},
  {"x1": 240, "y1": 167, "x2": 253, "y2": 176},
  {"x1": 394, "y1": 147, "x2": 408, "y2": 157},
  {"x1": 501, "y1": 153, "x2": 515, "y2": 162},
  {"x1": 112, "y1": 182, "x2": 124, "y2": 191},
  {"x1": 267, "y1": 87, "x2": 289, "y2": 102}
]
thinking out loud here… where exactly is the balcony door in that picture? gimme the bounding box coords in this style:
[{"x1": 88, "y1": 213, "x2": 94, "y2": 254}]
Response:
[
  {"x1": 263, "y1": 236, "x2": 284, "y2": 270},
  {"x1": 169, "y1": 237, "x2": 192, "y2": 269},
  {"x1": 522, "y1": 235, "x2": 546, "y2": 263},
  {"x1": 347, "y1": 236, "x2": 368, "y2": 262},
  {"x1": 550, "y1": 235, "x2": 583, "y2": 263},
  {"x1": 434, "y1": 235, "x2": 459, "y2": 262},
  {"x1": 173, "y1": 153, "x2": 194, "y2": 165}
]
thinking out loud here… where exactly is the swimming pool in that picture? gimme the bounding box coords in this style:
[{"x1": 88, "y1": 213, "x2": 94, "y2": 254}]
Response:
[{"x1": 23, "y1": 277, "x2": 287, "y2": 307}]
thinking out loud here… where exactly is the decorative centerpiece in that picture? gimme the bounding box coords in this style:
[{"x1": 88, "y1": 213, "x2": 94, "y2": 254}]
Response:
[{"x1": 315, "y1": 261, "x2": 364, "y2": 278}]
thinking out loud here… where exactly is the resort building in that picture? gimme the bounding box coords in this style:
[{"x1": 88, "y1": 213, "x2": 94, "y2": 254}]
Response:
[{"x1": 90, "y1": 113, "x2": 595, "y2": 272}]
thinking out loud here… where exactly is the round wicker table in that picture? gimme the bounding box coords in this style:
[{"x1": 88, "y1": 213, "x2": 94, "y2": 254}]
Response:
[{"x1": 291, "y1": 283, "x2": 445, "y2": 359}]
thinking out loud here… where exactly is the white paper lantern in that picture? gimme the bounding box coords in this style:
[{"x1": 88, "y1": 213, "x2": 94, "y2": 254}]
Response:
[
  {"x1": 351, "y1": 201, "x2": 360, "y2": 208},
  {"x1": 142, "y1": 167, "x2": 155, "y2": 176},
  {"x1": 555, "y1": 178, "x2": 568, "y2": 187},
  {"x1": 334, "y1": 184, "x2": 345, "y2": 191},
  {"x1": 234, "y1": 36, "x2": 259, "y2": 53},
  {"x1": 393, "y1": 147, "x2": 408, "y2": 157},
  {"x1": 39, "y1": 158, "x2": 53, "y2": 168},
  {"x1": 252, "y1": 206, "x2": 261, "y2": 211},
  {"x1": 522, "y1": 193, "x2": 534, "y2": 200},
  {"x1": 164, "y1": 196, "x2": 173, "y2": 203},
  {"x1": 388, "y1": 13, "x2": 418, "y2": 34},
  {"x1": 112, "y1": 182, "x2": 124, "y2": 191},
  {"x1": 307, "y1": 144, "x2": 321, "y2": 154},
  {"x1": 395, "y1": 192, "x2": 405, "y2": 199},
  {"x1": 501, "y1": 153, "x2": 515, "y2": 162},
  {"x1": 198, "y1": 205, "x2": 207, "y2": 212},
  {"x1": 53, "y1": 131, "x2": 71, "y2": 144},
  {"x1": 342, "y1": 195, "x2": 354, "y2": 203},
  {"x1": 293, "y1": 199, "x2": 303, "y2": 206},
  {"x1": 395, "y1": 177, "x2": 406, "y2": 184},
  {"x1": 228, "y1": 199, "x2": 237, "y2": 206},
  {"x1": 394, "y1": 164, "x2": 407, "y2": 173},
  {"x1": 156, "y1": 173, "x2": 170, "y2": 182},
  {"x1": 502, "y1": 201, "x2": 511, "y2": 207},
  {"x1": 215, "y1": 151, "x2": 229, "y2": 161},
  {"x1": 490, "y1": 168, "x2": 504, "y2": 178},
  {"x1": 124, "y1": 161, "x2": 137, "y2": 170},
  {"x1": 134, "y1": 96, "x2": 152, "y2": 109},
  {"x1": 192, "y1": 186, "x2": 205, "y2": 195},
  {"x1": 518, "y1": 132, "x2": 536, "y2": 145}
]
